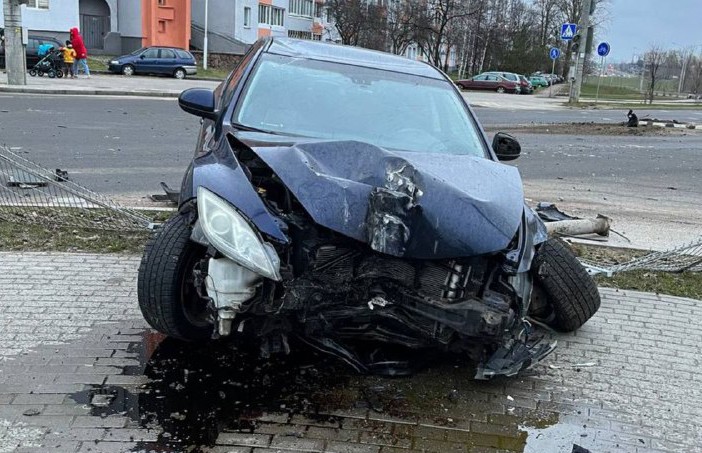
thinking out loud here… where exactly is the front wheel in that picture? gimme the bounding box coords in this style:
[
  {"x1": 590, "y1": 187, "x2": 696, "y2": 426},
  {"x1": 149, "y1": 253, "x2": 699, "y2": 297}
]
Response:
[
  {"x1": 122, "y1": 64, "x2": 135, "y2": 76},
  {"x1": 496, "y1": 87, "x2": 505, "y2": 93},
  {"x1": 138, "y1": 214, "x2": 213, "y2": 341},
  {"x1": 530, "y1": 238, "x2": 601, "y2": 332}
]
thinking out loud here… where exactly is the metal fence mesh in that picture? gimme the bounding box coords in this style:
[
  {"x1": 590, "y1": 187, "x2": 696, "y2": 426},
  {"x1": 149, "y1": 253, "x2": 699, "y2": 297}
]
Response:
[
  {"x1": 0, "y1": 145, "x2": 152, "y2": 231},
  {"x1": 580, "y1": 237, "x2": 702, "y2": 276}
]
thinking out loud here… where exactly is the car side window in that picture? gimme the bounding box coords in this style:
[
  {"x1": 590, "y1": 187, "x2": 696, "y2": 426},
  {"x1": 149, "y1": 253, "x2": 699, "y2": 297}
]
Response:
[
  {"x1": 487, "y1": 75, "x2": 498, "y2": 81},
  {"x1": 473, "y1": 74, "x2": 486, "y2": 81},
  {"x1": 160, "y1": 49, "x2": 176, "y2": 59},
  {"x1": 175, "y1": 50, "x2": 191, "y2": 59},
  {"x1": 143, "y1": 48, "x2": 159, "y2": 59}
]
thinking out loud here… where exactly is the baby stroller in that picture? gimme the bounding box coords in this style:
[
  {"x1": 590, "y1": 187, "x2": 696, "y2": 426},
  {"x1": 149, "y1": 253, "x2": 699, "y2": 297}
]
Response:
[{"x1": 29, "y1": 46, "x2": 64, "y2": 78}]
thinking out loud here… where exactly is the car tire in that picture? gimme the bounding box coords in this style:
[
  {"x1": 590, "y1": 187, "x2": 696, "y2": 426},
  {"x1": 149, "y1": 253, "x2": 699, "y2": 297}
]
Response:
[
  {"x1": 496, "y1": 87, "x2": 505, "y2": 93},
  {"x1": 530, "y1": 238, "x2": 601, "y2": 332},
  {"x1": 138, "y1": 214, "x2": 213, "y2": 341},
  {"x1": 174, "y1": 68, "x2": 186, "y2": 79},
  {"x1": 29, "y1": 69, "x2": 37, "y2": 77},
  {"x1": 122, "y1": 64, "x2": 135, "y2": 76}
]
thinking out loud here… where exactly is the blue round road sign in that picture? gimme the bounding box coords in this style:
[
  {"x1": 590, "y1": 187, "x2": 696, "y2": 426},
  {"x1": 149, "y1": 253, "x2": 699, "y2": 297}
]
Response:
[
  {"x1": 597, "y1": 42, "x2": 610, "y2": 57},
  {"x1": 549, "y1": 47, "x2": 561, "y2": 60}
]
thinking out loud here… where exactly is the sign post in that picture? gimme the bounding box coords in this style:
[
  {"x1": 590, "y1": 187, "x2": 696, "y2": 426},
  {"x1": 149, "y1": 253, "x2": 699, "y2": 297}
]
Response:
[
  {"x1": 595, "y1": 42, "x2": 610, "y2": 104},
  {"x1": 549, "y1": 47, "x2": 561, "y2": 98}
]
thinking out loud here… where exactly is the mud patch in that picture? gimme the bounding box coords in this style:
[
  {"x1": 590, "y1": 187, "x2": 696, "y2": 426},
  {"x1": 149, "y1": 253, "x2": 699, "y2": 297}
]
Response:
[{"x1": 487, "y1": 122, "x2": 695, "y2": 136}]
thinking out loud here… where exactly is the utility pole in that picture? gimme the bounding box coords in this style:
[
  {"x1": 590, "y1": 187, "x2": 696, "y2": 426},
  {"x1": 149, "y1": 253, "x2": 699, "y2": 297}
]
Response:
[
  {"x1": 568, "y1": 0, "x2": 593, "y2": 103},
  {"x1": 2, "y1": 0, "x2": 27, "y2": 85}
]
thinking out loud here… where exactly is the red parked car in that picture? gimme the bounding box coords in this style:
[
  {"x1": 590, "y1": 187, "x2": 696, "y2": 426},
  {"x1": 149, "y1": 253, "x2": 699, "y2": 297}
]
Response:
[{"x1": 456, "y1": 74, "x2": 520, "y2": 93}]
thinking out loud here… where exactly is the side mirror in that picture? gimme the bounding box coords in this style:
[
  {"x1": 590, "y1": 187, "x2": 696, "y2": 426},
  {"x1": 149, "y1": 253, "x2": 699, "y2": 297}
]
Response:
[
  {"x1": 492, "y1": 132, "x2": 521, "y2": 161},
  {"x1": 139, "y1": 54, "x2": 145, "y2": 59},
  {"x1": 179, "y1": 88, "x2": 217, "y2": 120}
]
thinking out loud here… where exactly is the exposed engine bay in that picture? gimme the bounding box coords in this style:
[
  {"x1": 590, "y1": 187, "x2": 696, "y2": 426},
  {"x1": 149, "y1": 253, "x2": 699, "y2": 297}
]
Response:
[{"x1": 187, "y1": 140, "x2": 556, "y2": 379}]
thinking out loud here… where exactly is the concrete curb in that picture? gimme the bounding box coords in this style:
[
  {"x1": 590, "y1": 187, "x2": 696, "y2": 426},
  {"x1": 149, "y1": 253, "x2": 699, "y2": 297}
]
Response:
[
  {"x1": 639, "y1": 120, "x2": 701, "y2": 130},
  {"x1": 0, "y1": 86, "x2": 180, "y2": 98}
]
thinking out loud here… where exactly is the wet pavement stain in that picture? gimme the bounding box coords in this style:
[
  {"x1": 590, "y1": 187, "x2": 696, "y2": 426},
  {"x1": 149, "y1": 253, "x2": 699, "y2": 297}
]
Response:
[{"x1": 7, "y1": 322, "x2": 628, "y2": 453}]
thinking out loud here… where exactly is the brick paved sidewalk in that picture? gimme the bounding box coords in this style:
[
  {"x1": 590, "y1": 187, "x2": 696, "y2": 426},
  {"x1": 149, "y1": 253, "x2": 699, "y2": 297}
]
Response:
[{"x1": 0, "y1": 252, "x2": 700, "y2": 453}]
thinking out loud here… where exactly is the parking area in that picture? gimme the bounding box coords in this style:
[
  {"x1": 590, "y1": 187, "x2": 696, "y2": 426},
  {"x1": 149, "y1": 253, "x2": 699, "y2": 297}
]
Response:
[{"x1": 0, "y1": 251, "x2": 700, "y2": 453}]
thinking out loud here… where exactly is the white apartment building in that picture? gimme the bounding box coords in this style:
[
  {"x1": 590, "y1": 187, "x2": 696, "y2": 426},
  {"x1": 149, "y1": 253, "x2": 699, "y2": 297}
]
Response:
[{"x1": 191, "y1": 0, "x2": 338, "y2": 54}]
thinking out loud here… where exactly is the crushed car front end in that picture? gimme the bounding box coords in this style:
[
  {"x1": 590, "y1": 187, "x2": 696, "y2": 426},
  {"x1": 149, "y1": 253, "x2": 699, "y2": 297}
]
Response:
[{"x1": 138, "y1": 38, "x2": 599, "y2": 379}]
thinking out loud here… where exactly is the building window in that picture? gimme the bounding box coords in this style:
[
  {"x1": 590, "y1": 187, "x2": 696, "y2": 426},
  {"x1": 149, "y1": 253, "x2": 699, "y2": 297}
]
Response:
[
  {"x1": 26, "y1": 0, "x2": 49, "y2": 9},
  {"x1": 259, "y1": 4, "x2": 284, "y2": 26},
  {"x1": 258, "y1": 4, "x2": 270, "y2": 24},
  {"x1": 243, "y1": 6, "x2": 251, "y2": 27},
  {"x1": 158, "y1": 0, "x2": 166, "y2": 5},
  {"x1": 289, "y1": 0, "x2": 313, "y2": 17}
]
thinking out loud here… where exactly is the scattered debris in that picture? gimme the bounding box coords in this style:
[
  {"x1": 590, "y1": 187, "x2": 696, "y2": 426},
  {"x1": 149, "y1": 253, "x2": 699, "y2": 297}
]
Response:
[
  {"x1": 149, "y1": 182, "x2": 180, "y2": 204},
  {"x1": 21, "y1": 409, "x2": 41, "y2": 417}
]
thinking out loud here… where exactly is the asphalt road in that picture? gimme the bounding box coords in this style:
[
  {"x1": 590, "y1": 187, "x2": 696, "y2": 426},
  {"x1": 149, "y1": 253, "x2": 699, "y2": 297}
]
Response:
[{"x1": 1, "y1": 93, "x2": 700, "y2": 248}]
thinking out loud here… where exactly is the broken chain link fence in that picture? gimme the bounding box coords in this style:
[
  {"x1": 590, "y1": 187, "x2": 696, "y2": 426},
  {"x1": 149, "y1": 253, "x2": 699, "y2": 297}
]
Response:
[
  {"x1": 580, "y1": 237, "x2": 702, "y2": 276},
  {"x1": 0, "y1": 145, "x2": 152, "y2": 231}
]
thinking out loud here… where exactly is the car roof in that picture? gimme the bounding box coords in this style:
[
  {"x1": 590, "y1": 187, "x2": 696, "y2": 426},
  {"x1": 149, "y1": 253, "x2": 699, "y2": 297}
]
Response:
[{"x1": 265, "y1": 38, "x2": 442, "y2": 80}]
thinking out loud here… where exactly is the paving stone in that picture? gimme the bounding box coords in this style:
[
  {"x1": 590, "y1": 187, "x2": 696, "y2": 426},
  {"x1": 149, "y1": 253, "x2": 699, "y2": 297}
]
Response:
[
  {"x1": 270, "y1": 435, "x2": 325, "y2": 451},
  {"x1": 325, "y1": 441, "x2": 381, "y2": 453},
  {"x1": 216, "y1": 433, "x2": 273, "y2": 447},
  {"x1": 1, "y1": 254, "x2": 701, "y2": 453}
]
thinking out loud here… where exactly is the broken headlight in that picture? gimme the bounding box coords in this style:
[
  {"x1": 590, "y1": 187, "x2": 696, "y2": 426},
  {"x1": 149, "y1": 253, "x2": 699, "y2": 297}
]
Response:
[{"x1": 197, "y1": 186, "x2": 281, "y2": 281}]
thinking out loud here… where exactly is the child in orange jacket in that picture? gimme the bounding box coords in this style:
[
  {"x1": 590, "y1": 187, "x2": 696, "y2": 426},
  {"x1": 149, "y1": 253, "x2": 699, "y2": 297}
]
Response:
[{"x1": 60, "y1": 41, "x2": 76, "y2": 78}]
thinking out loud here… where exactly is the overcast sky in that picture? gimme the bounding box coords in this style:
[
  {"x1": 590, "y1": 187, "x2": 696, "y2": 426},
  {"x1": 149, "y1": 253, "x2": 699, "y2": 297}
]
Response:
[{"x1": 598, "y1": 0, "x2": 702, "y2": 61}]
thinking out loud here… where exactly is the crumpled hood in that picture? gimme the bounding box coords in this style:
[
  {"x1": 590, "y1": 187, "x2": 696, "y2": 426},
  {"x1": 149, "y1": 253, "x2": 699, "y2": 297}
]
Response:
[{"x1": 250, "y1": 140, "x2": 524, "y2": 259}]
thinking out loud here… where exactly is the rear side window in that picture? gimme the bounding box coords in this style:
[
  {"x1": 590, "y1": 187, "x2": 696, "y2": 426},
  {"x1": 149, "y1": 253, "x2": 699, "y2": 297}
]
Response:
[
  {"x1": 160, "y1": 49, "x2": 176, "y2": 59},
  {"x1": 175, "y1": 50, "x2": 192, "y2": 59}
]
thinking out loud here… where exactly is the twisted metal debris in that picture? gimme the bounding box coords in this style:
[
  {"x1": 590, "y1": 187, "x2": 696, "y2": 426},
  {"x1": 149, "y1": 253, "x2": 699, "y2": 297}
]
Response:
[{"x1": 0, "y1": 145, "x2": 152, "y2": 231}]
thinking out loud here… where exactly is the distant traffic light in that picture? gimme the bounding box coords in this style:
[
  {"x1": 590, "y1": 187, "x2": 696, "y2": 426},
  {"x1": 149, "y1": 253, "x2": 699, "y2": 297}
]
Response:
[{"x1": 571, "y1": 33, "x2": 582, "y2": 52}]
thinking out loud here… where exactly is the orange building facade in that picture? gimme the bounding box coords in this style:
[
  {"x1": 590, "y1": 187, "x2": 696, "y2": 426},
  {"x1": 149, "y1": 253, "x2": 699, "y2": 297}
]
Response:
[{"x1": 141, "y1": 0, "x2": 192, "y2": 50}]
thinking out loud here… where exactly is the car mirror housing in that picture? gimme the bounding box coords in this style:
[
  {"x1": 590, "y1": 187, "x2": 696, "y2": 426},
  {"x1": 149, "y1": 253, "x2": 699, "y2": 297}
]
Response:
[
  {"x1": 492, "y1": 132, "x2": 521, "y2": 161},
  {"x1": 179, "y1": 88, "x2": 217, "y2": 120}
]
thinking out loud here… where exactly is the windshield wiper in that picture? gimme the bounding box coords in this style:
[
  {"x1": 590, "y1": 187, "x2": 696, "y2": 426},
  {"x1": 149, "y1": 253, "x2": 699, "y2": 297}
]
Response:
[{"x1": 231, "y1": 122, "x2": 276, "y2": 134}]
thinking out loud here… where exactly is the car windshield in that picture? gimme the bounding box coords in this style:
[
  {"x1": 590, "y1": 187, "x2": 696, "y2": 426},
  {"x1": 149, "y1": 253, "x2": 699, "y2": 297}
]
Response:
[
  {"x1": 234, "y1": 54, "x2": 486, "y2": 157},
  {"x1": 130, "y1": 47, "x2": 146, "y2": 56}
]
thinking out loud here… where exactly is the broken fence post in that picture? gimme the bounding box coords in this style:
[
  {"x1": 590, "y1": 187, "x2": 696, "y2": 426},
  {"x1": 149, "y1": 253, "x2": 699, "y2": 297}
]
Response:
[{"x1": 545, "y1": 215, "x2": 611, "y2": 237}]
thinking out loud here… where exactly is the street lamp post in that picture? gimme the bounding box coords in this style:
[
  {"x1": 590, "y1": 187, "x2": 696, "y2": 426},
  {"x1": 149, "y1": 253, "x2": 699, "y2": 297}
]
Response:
[{"x1": 203, "y1": 0, "x2": 209, "y2": 70}]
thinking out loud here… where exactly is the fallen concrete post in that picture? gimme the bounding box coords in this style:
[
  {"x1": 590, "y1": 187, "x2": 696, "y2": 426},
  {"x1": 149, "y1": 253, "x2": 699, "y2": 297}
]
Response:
[{"x1": 545, "y1": 215, "x2": 610, "y2": 237}]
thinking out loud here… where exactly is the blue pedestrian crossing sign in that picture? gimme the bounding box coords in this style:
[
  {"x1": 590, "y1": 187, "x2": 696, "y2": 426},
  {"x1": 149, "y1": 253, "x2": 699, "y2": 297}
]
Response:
[
  {"x1": 597, "y1": 42, "x2": 610, "y2": 57},
  {"x1": 549, "y1": 47, "x2": 561, "y2": 60},
  {"x1": 561, "y1": 23, "x2": 577, "y2": 40}
]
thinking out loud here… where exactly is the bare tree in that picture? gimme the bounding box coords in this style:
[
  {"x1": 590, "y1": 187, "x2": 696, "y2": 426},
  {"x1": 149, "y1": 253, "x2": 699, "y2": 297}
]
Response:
[
  {"x1": 688, "y1": 55, "x2": 702, "y2": 97},
  {"x1": 328, "y1": 0, "x2": 367, "y2": 46},
  {"x1": 385, "y1": 0, "x2": 417, "y2": 55},
  {"x1": 414, "y1": 0, "x2": 476, "y2": 71},
  {"x1": 644, "y1": 45, "x2": 667, "y2": 105}
]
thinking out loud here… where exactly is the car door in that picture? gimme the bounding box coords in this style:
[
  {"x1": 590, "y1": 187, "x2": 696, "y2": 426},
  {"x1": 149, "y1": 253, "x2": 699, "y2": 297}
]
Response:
[
  {"x1": 485, "y1": 75, "x2": 500, "y2": 90},
  {"x1": 470, "y1": 74, "x2": 487, "y2": 90},
  {"x1": 135, "y1": 47, "x2": 159, "y2": 74},
  {"x1": 158, "y1": 48, "x2": 177, "y2": 75}
]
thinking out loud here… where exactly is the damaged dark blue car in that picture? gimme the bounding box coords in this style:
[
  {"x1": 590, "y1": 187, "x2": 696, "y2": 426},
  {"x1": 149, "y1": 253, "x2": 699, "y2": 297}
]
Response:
[{"x1": 138, "y1": 38, "x2": 601, "y2": 379}]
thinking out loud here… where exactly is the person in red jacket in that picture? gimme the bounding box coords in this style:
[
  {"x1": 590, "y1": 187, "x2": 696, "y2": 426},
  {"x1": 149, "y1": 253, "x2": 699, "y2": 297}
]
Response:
[{"x1": 69, "y1": 27, "x2": 91, "y2": 78}]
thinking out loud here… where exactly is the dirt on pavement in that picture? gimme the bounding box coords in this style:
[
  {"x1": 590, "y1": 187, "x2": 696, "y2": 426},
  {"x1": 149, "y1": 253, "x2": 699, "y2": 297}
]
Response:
[{"x1": 486, "y1": 122, "x2": 698, "y2": 135}]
